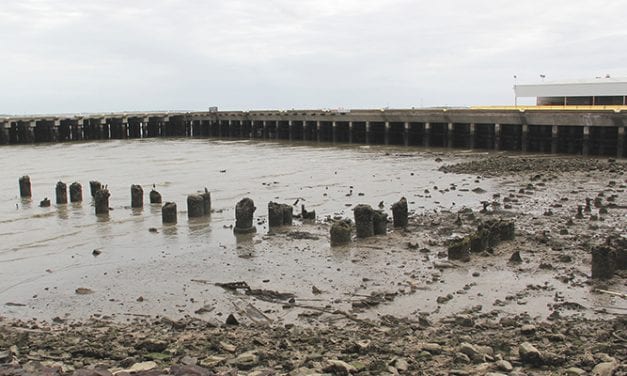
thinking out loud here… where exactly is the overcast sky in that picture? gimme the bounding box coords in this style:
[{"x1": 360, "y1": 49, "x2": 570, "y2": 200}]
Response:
[{"x1": 1, "y1": 0, "x2": 626, "y2": 114}]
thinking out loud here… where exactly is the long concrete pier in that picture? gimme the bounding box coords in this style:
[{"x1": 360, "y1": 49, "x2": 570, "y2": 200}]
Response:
[{"x1": 1, "y1": 107, "x2": 626, "y2": 157}]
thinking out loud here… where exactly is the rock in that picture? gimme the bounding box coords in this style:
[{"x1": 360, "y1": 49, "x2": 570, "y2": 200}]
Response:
[
  {"x1": 592, "y1": 361, "x2": 618, "y2": 376},
  {"x1": 520, "y1": 324, "x2": 536, "y2": 334},
  {"x1": 228, "y1": 351, "x2": 259, "y2": 370},
  {"x1": 459, "y1": 342, "x2": 483, "y2": 362},
  {"x1": 170, "y1": 364, "x2": 213, "y2": 376},
  {"x1": 564, "y1": 367, "x2": 586, "y2": 375},
  {"x1": 199, "y1": 355, "x2": 226, "y2": 368},
  {"x1": 509, "y1": 251, "x2": 523, "y2": 263},
  {"x1": 125, "y1": 361, "x2": 157, "y2": 373},
  {"x1": 519, "y1": 342, "x2": 543, "y2": 366},
  {"x1": 225, "y1": 313, "x2": 239, "y2": 325},
  {"x1": 75, "y1": 287, "x2": 94, "y2": 295},
  {"x1": 324, "y1": 359, "x2": 357, "y2": 374},
  {"x1": 393, "y1": 358, "x2": 408, "y2": 372},
  {"x1": 495, "y1": 359, "x2": 513, "y2": 372}
]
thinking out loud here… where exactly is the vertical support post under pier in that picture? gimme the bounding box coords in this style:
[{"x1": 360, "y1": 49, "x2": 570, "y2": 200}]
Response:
[
  {"x1": 423, "y1": 123, "x2": 430, "y2": 148},
  {"x1": 288, "y1": 120, "x2": 293, "y2": 141},
  {"x1": 275, "y1": 121, "x2": 279, "y2": 140},
  {"x1": 365, "y1": 122, "x2": 370, "y2": 144},
  {"x1": 551, "y1": 125, "x2": 558, "y2": 154},
  {"x1": 617, "y1": 126, "x2": 625, "y2": 158},
  {"x1": 262, "y1": 121, "x2": 268, "y2": 139},
  {"x1": 469, "y1": 123, "x2": 475, "y2": 149},
  {"x1": 348, "y1": 122, "x2": 353, "y2": 144},
  {"x1": 494, "y1": 123, "x2": 501, "y2": 150},
  {"x1": 582, "y1": 126, "x2": 590, "y2": 156},
  {"x1": 316, "y1": 121, "x2": 321, "y2": 143},
  {"x1": 0, "y1": 122, "x2": 9, "y2": 144},
  {"x1": 447, "y1": 122, "x2": 453, "y2": 148},
  {"x1": 403, "y1": 122, "x2": 409, "y2": 147},
  {"x1": 332, "y1": 121, "x2": 337, "y2": 144},
  {"x1": 384, "y1": 122, "x2": 390, "y2": 145},
  {"x1": 521, "y1": 124, "x2": 528, "y2": 152}
]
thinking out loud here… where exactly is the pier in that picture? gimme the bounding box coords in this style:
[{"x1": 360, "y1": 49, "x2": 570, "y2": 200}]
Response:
[{"x1": 1, "y1": 107, "x2": 626, "y2": 157}]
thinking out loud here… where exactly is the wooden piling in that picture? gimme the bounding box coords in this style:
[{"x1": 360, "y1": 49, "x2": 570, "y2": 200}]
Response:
[
  {"x1": 162, "y1": 202, "x2": 177, "y2": 224},
  {"x1": 69, "y1": 182, "x2": 82, "y2": 202},
  {"x1": 55, "y1": 181, "x2": 67, "y2": 204},
  {"x1": 234, "y1": 197, "x2": 256, "y2": 234},
  {"x1": 353, "y1": 204, "x2": 374, "y2": 238},
  {"x1": 391, "y1": 197, "x2": 408, "y2": 228},
  {"x1": 131, "y1": 184, "x2": 143, "y2": 208},
  {"x1": 89, "y1": 181, "x2": 102, "y2": 197},
  {"x1": 94, "y1": 188, "x2": 110, "y2": 215},
  {"x1": 187, "y1": 194, "x2": 204, "y2": 218},
  {"x1": 19, "y1": 175, "x2": 31, "y2": 198},
  {"x1": 330, "y1": 220, "x2": 352, "y2": 246}
]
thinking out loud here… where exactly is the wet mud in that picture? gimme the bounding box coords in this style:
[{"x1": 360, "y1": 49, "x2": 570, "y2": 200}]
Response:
[{"x1": 0, "y1": 141, "x2": 625, "y2": 375}]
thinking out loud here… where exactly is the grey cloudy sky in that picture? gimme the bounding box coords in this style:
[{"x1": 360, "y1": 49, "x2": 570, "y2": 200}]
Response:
[{"x1": 1, "y1": 0, "x2": 626, "y2": 114}]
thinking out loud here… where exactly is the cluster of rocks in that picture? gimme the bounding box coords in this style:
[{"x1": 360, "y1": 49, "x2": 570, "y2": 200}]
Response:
[
  {"x1": 439, "y1": 156, "x2": 625, "y2": 177},
  {"x1": 0, "y1": 312, "x2": 624, "y2": 376}
]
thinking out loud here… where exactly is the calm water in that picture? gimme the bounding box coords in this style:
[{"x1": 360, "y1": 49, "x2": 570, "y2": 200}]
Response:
[{"x1": 0, "y1": 139, "x2": 495, "y2": 320}]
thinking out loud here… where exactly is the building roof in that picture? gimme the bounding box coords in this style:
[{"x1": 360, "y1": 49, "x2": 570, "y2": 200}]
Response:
[{"x1": 514, "y1": 77, "x2": 627, "y2": 97}]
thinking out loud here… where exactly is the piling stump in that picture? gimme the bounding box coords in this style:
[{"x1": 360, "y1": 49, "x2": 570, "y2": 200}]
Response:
[
  {"x1": 448, "y1": 237, "x2": 471, "y2": 262},
  {"x1": 56, "y1": 181, "x2": 68, "y2": 204},
  {"x1": 331, "y1": 220, "x2": 352, "y2": 246},
  {"x1": 268, "y1": 202, "x2": 284, "y2": 227},
  {"x1": 301, "y1": 205, "x2": 316, "y2": 220},
  {"x1": 39, "y1": 198, "x2": 51, "y2": 207},
  {"x1": 19, "y1": 176, "x2": 31, "y2": 198},
  {"x1": 281, "y1": 204, "x2": 293, "y2": 225},
  {"x1": 354, "y1": 204, "x2": 374, "y2": 238},
  {"x1": 201, "y1": 188, "x2": 211, "y2": 215},
  {"x1": 162, "y1": 202, "x2": 177, "y2": 224},
  {"x1": 94, "y1": 188, "x2": 110, "y2": 215},
  {"x1": 131, "y1": 184, "x2": 143, "y2": 208},
  {"x1": 392, "y1": 197, "x2": 408, "y2": 228},
  {"x1": 373, "y1": 210, "x2": 388, "y2": 235},
  {"x1": 69, "y1": 182, "x2": 82, "y2": 202},
  {"x1": 89, "y1": 181, "x2": 102, "y2": 197},
  {"x1": 591, "y1": 246, "x2": 616, "y2": 279},
  {"x1": 187, "y1": 194, "x2": 204, "y2": 218},
  {"x1": 234, "y1": 198, "x2": 256, "y2": 234},
  {"x1": 150, "y1": 189, "x2": 162, "y2": 204}
]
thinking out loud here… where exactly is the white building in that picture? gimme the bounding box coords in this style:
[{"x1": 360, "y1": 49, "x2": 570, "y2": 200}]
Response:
[{"x1": 514, "y1": 77, "x2": 627, "y2": 106}]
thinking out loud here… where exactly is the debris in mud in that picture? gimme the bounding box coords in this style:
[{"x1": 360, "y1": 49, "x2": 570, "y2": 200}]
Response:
[
  {"x1": 285, "y1": 231, "x2": 318, "y2": 240},
  {"x1": 75, "y1": 287, "x2": 94, "y2": 295}
]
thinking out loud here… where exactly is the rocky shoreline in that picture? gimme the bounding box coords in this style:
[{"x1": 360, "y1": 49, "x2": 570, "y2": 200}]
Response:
[{"x1": 1, "y1": 154, "x2": 626, "y2": 375}]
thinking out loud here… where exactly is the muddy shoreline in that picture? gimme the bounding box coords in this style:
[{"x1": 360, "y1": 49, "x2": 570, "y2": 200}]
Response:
[{"x1": 1, "y1": 154, "x2": 626, "y2": 375}]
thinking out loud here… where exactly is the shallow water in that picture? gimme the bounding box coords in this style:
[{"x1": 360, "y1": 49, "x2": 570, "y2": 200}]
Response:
[{"x1": 0, "y1": 139, "x2": 502, "y2": 321}]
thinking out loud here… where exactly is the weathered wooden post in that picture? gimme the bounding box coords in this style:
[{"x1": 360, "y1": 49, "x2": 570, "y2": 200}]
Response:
[
  {"x1": 39, "y1": 198, "x2": 51, "y2": 207},
  {"x1": 353, "y1": 204, "x2": 374, "y2": 238},
  {"x1": 330, "y1": 220, "x2": 352, "y2": 246},
  {"x1": 392, "y1": 197, "x2": 408, "y2": 228},
  {"x1": 591, "y1": 246, "x2": 616, "y2": 279},
  {"x1": 69, "y1": 182, "x2": 82, "y2": 202},
  {"x1": 89, "y1": 181, "x2": 102, "y2": 197},
  {"x1": 187, "y1": 194, "x2": 204, "y2": 218},
  {"x1": 19, "y1": 176, "x2": 31, "y2": 198},
  {"x1": 56, "y1": 181, "x2": 67, "y2": 204},
  {"x1": 234, "y1": 198, "x2": 256, "y2": 234},
  {"x1": 373, "y1": 210, "x2": 388, "y2": 235},
  {"x1": 131, "y1": 184, "x2": 143, "y2": 208},
  {"x1": 162, "y1": 202, "x2": 177, "y2": 224},
  {"x1": 268, "y1": 202, "x2": 284, "y2": 227},
  {"x1": 94, "y1": 188, "x2": 110, "y2": 215},
  {"x1": 150, "y1": 188, "x2": 162, "y2": 204}
]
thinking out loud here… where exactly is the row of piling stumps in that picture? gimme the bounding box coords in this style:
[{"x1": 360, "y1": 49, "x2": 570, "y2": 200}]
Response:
[
  {"x1": 447, "y1": 219, "x2": 516, "y2": 262},
  {"x1": 330, "y1": 197, "x2": 409, "y2": 246}
]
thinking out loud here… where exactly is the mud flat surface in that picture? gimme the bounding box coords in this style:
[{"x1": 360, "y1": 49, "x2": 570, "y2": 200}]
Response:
[{"x1": 1, "y1": 151, "x2": 626, "y2": 375}]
